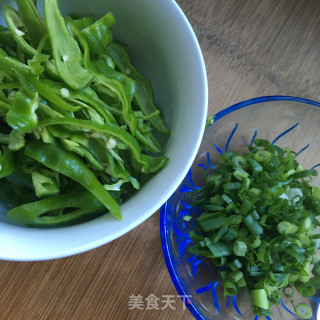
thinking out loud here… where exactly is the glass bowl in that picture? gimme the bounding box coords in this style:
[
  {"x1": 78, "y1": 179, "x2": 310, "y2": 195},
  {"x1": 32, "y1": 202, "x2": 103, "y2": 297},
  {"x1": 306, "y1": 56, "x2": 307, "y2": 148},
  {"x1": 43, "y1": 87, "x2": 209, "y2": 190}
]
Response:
[{"x1": 160, "y1": 96, "x2": 320, "y2": 320}]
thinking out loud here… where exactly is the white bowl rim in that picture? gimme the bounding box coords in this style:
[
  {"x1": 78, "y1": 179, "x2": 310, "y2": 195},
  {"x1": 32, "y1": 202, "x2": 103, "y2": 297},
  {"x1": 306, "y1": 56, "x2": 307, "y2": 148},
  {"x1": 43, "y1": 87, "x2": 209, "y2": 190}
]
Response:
[{"x1": 0, "y1": 0, "x2": 208, "y2": 261}]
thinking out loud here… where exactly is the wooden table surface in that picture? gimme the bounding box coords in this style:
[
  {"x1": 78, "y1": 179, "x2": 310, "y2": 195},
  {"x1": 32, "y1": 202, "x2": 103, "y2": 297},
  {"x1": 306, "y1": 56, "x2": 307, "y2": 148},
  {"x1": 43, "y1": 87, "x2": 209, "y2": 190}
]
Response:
[{"x1": 1, "y1": 0, "x2": 320, "y2": 319}]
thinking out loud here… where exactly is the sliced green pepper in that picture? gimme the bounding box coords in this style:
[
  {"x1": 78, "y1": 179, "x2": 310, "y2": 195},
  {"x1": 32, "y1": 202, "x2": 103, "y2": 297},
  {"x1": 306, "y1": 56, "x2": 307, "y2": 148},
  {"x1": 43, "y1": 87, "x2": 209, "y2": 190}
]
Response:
[
  {"x1": 13, "y1": 69, "x2": 81, "y2": 114},
  {"x1": 80, "y1": 12, "x2": 115, "y2": 56},
  {"x1": 6, "y1": 89, "x2": 38, "y2": 133},
  {"x1": 24, "y1": 140, "x2": 121, "y2": 219},
  {"x1": 60, "y1": 138, "x2": 104, "y2": 171},
  {"x1": 66, "y1": 18, "x2": 137, "y2": 134},
  {"x1": 71, "y1": 16, "x2": 95, "y2": 31},
  {"x1": 7, "y1": 191, "x2": 105, "y2": 226},
  {"x1": 36, "y1": 117, "x2": 168, "y2": 174},
  {"x1": 8, "y1": 129, "x2": 25, "y2": 151},
  {"x1": 31, "y1": 170, "x2": 60, "y2": 197},
  {"x1": 0, "y1": 25, "x2": 16, "y2": 48},
  {"x1": 106, "y1": 41, "x2": 170, "y2": 134},
  {"x1": 0, "y1": 146, "x2": 15, "y2": 179},
  {"x1": 27, "y1": 53, "x2": 49, "y2": 76},
  {"x1": 40, "y1": 78, "x2": 118, "y2": 125},
  {"x1": 3, "y1": 5, "x2": 37, "y2": 57},
  {"x1": 14, "y1": 0, "x2": 46, "y2": 47},
  {"x1": 44, "y1": 0, "x2": 93, "y2": 90},
  {"x1": 0, "y1": 48, "x2": 30, "y2": 78}
]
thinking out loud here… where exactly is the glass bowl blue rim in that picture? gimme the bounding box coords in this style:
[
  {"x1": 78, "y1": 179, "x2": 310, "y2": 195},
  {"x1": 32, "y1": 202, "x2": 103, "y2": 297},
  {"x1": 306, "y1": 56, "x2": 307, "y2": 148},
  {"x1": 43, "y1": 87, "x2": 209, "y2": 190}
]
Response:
[{"x1": 160, "y1": 95, "x2": 320, "y2": 320}]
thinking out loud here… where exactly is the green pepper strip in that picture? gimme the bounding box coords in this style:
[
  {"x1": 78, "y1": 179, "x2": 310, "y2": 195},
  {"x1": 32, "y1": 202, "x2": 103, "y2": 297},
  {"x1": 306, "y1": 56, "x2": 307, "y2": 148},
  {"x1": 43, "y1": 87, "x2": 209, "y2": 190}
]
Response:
[
  {"x1": 0, "y1": 81, "x2": 21, "y2": 90},
  {"x1": 0, "y1": 26, "x2": 16, "y2": 48},
  {"x1": 106, "y1": 41, "x2": 170, "y2": 134},
  {"x1": 6, "y1": 89, "x2": 38, "y2": 133},
  {"x1": 14, "y1": 69, "x2": 80, "y2": 114},
  {"x1": 88, "y1": 139, "x2": 135, "y2": 186},
  {"x1": 40, "y1": 78, "x2": 118, "y2": 125},
  {"x1": 24, "y1": 141, "x2": 121, "y2": 219},
  {"x1": 44, "y1": 0, "x2": 93, "y2": 90},
  {"x1": 71, "y1": 16, "x2": 94, "y2": 31},
  {"x1": 36, "y1": 117, "x2": 168, "y2": 174},
  {"x1": 0, "y1": 146, "x2": 15, "y2": 179},
  {"x1": 0, "y1": 48, "x2": 30, "y2": 78},
  {"x1": 3, "y1": 5, "x2": 37, "y2": 57},
  {"x1": 14, "y1": 0, "x2": 46, "y2": 47},
  {"x1": 66, "y1": 18, "x2": 137, "y2": 135},
  {"x1": 7, "y1": 191, "x2": 104, "y2": 226},
  {"x1": 0, "y1": 100, "x2": 10, "y2": 114},
  {"x1": 80, "y1": 12, "x2": 115, "y2": 56}
]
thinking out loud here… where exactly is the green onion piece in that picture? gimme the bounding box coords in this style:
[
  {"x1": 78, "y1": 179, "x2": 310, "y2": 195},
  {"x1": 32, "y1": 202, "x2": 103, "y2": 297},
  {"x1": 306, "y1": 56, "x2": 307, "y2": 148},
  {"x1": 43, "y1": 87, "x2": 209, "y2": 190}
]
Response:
[
  {"x1": 295, "y1": 281, "x2": 316, "y2": 297},
  {"x1": 233, "y1": 168, "x2": 249, "y2": 181},
  {"x1": 223, "y1": 280, "x2": 237, "y2": 296},
  {"x1": 222, "y1": 228, "x2": 238, "y2": 241},
  {"x1": 254, "y1": 150, "x2": 271, "y2": 162},
  {"x1": 257, "y1": 240, "x2": 270, "y2": 263},
  {"x1": 312, "y1": 262, "x2": 320, "y2": 277},
  {"x1": 206, "y1": 241, "x2": 232, "y2": 257},
  {"x1": 212, "y1": 256, "x2": 226, "y2": 266},
  {"x1": 243, "y1": 214, "x2": 263, "y2": 237},
  {"x1": 198, "y1": 215, "x2": 242, "y2": 232},
  {"x1": 283, "y1": 287, "x2": 294, "y2": 298},
  {"x1": 247, "y1": 157, "x2": 263, "y2": 172},
  {"x1": 299, "y1": 217, "x2": 312, "y2": 231},
  {"x1": 232, "y1": 155, "x2": 248, "y2": 169},
  {"x1": 222, "y1": 193, "x2": 233, "y2": 203},
  {"x1": 223, "y1": 182, "x2": 242, "y2": 191},
  {"x1": 299, "y1": 260, "x2": 311, "y2": 283},
  {"x1": 237, "y1": 277, "x2": 247, "y2": 288},
  {"x1": 277, "y1": 221, "x2": 299, "y2": 235},
  {"x1": 233, "y1": 240, "x2": 247, "y2": 256},
  {"x1": 211, "y1": 225, "x2": 228, "y2": 243},
  {"x1": 294, "y1": 303, "x2": 312, "y2": 319},
  {"x1": 250, "y1": 289, "x2": 269, "y2": 310},
  {"x1": 229, "y1": 258, "x2": 242, "y2": 271},
  {"x1": 251, "y1": 210, "x2": 260, "y2": 220},
  {"x1": 247, "y1": 188, "x2": 262, "y2": 198},
  {"x1": 240, "y1": 198, "x2": 252, "y2": 215},
  {"x1": 228, "y1": 269, "x2": 244, "y2": 282},
  {"x1": 247, "y1": 237, "x2": 261, "y2": 248},
  {"x1": 202, "y1": 204, "x2": 225, "y2": 211}
]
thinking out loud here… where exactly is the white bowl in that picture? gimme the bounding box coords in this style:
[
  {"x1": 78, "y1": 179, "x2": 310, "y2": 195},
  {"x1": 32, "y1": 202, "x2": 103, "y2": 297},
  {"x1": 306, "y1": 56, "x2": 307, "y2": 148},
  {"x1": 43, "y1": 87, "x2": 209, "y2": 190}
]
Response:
[{"x1": 0, "y1": 0, "x2": 208, "y2": 260}]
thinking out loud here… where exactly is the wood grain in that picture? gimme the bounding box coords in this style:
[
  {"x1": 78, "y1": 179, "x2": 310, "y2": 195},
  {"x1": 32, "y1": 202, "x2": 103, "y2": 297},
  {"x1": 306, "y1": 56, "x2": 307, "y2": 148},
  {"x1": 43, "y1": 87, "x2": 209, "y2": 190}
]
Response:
[{"x1": 1, "y1": 1, "x2": 320, "y2": 319}]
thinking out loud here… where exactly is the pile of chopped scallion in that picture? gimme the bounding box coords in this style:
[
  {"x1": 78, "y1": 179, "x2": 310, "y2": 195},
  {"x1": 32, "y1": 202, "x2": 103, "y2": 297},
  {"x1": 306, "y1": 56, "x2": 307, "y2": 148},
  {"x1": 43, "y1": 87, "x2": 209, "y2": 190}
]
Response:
[{"x1": 187, "y1": 139, "x2": 320, "y2": 318}]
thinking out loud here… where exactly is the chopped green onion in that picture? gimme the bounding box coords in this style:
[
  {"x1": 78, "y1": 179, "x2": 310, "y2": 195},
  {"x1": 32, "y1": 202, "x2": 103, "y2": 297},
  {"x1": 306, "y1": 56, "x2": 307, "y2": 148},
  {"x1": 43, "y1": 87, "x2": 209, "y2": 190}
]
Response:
[
  {"x1": 206, "y1": 241, "x2": 232, "y2": 257},
  {"x1": 228, "y1": 269, "x2": 244, "y2": 282},
  {"x1": 186, "y1": 139, "x2": 320, "y2": 318},
  {"x1": 229, "y1": 258, "x2": 242, "y2": 271},
  {"x1": 277, "y1": 221, "x2": 299, "y2": 235},
  {"x1": 294, "y1": 303, "x2": 312, "y2": 319},
  {"x1": 212, "y1": 256, "x2": 226, "y2": 266},
  {"x1": 254, "y1": 150, "x2": 271, "y2": 162},
  {"x1": 198, "y1": 215, "x2": 242, "y2": 232},
  {"x1": 250, "y1": 289, "x2": 269, "y2": 310},
  {"x1": 233, "y1": 240, "x2": 247, "y2": 256},
  {"x1": 223, "y1": 280, "x2": 237, "y2": 296}
]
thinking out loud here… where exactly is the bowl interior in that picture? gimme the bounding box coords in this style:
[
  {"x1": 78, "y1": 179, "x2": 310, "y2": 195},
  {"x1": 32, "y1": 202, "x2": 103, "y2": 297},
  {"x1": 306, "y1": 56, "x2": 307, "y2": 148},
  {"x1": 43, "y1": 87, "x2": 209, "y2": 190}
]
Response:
[
  {"x1": 0, "y1": 0, "x2": 207, "y2": 260},
  {"x1": 161, "y1": 97, "x2": 320, "y2": 320}
]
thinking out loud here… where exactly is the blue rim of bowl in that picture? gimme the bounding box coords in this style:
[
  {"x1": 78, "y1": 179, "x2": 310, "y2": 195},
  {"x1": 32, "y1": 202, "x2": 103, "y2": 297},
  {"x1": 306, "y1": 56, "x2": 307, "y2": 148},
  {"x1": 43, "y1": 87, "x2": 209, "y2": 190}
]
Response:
[{"x1": 160, "y1": 95, "x2": 320, "y2": 320}]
